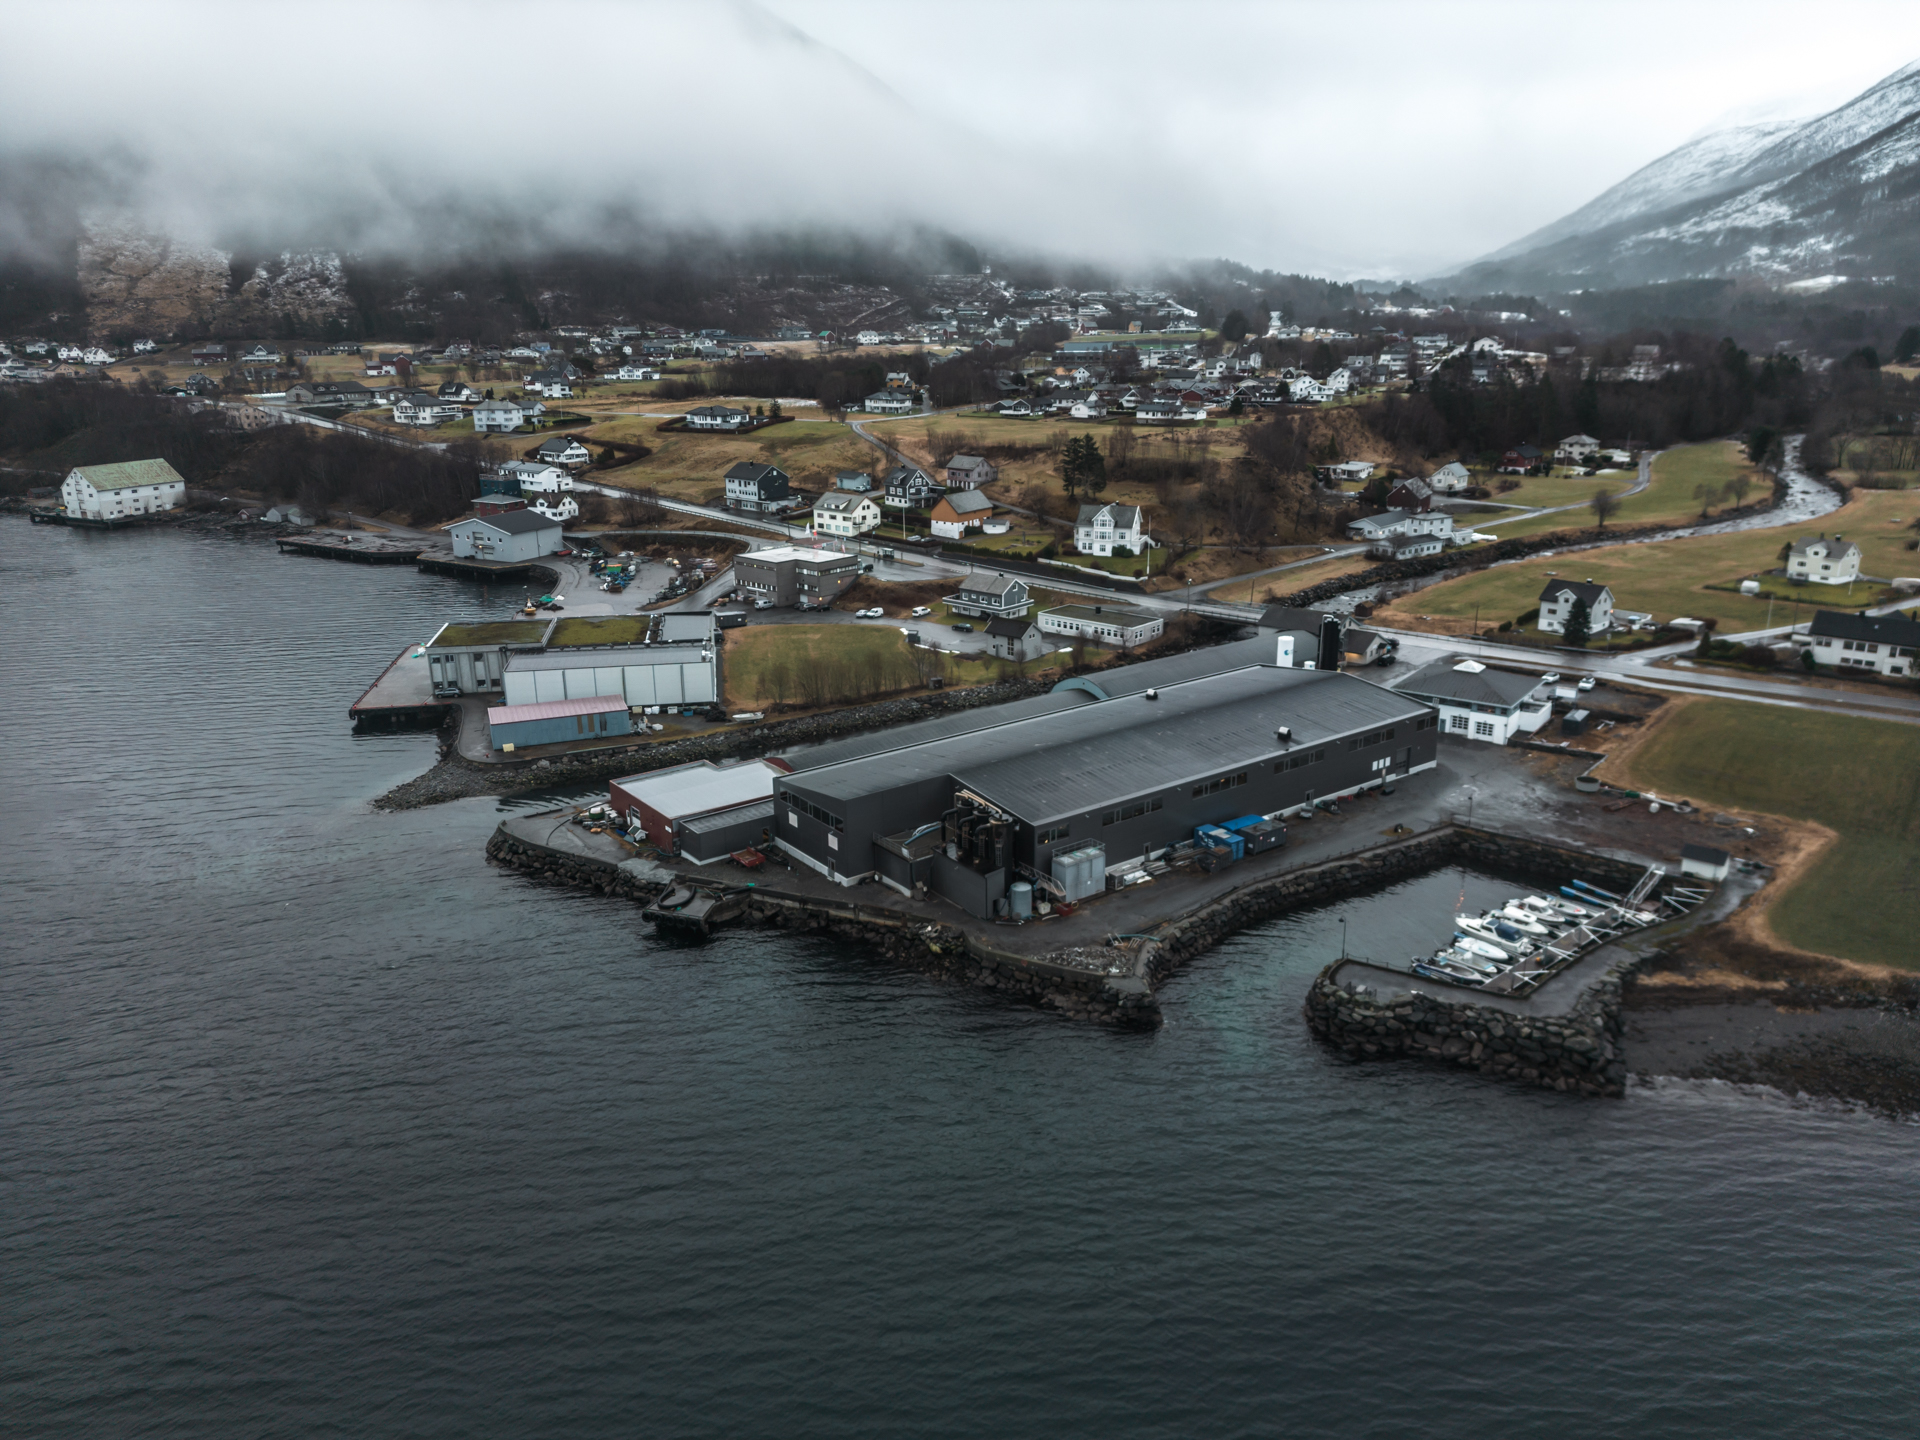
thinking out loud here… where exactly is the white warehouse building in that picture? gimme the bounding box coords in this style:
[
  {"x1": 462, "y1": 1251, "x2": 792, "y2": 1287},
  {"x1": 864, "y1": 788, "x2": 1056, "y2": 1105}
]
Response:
[
  {"x1": 62, "y1": 458, "x2": 187, "y2": 520},
  {"x1": 502, "y1": 644, "x2": 718, "y2": 709}
]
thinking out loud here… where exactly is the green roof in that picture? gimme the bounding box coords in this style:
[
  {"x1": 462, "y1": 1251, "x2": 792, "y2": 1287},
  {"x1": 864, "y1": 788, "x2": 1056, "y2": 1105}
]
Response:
[
  {"x1": 71, "y1": 458, "x2": 187, "y2": 492},
  {"x1": 429, "y1": 620, "x2": 550, "y2": 648},
  {"x1": 548, "y1": 615, "x2": 654, "y2": 648}
]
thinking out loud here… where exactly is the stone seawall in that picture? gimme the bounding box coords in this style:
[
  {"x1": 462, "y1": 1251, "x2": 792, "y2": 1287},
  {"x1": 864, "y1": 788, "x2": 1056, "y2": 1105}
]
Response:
[
  {"x1": 1303, "y1": 968, "x2": 1630, "y2": 1096},
  {"x1": 483, "y1": 826, "x2": 1158, "y2": 1024}
]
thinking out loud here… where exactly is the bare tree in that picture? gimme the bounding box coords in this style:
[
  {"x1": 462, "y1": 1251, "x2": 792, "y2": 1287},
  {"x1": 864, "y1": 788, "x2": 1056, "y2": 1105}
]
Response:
[{"x1": 1591, "y1": 489, "x2": 1621, "y2": 527}]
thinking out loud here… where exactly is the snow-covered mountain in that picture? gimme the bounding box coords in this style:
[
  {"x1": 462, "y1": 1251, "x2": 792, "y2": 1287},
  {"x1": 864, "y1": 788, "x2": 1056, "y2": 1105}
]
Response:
[
  {"x1": 1452, "y1": 59, "x2": 1920, "y2": 290},
  {"x1": 1483, "y1": 117, "x2": 1804, "y2": 261}
]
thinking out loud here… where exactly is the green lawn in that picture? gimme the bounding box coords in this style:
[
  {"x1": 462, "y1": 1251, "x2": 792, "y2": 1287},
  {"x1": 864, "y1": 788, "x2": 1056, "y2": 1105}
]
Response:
[
  {"x1": 1380, "y1": 486, "x2": 1920, "y2": 635},
  {"x1": 1620, "y1": 701, "x2": 1920, "y2": 968},
  {"x1": 1481, "y1": 441, "x2": 1762, "y2": 537},
  {"x1": 722, "y1": 623, "x2": 1041, "y2": 708}
]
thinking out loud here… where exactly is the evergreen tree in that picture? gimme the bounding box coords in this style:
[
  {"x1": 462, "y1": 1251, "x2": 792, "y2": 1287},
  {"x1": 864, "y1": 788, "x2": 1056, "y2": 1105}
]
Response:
[
  {"x1": 1061, "y1": 434, "x2": 1106, "y2": 501},
  {"x1": 1563, "y1": 597, "x2": 1592, "y2": 649},
  {"x1": 1895, "y1": 325, "x2": 1920, "y2": 364}
]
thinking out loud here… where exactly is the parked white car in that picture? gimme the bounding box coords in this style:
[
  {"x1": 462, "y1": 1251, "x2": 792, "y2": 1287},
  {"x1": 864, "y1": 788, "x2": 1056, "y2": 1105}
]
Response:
[
  {"x1": 856, "y1": 607, "x2": 885, "y2": 618},
  {"x1": 910, "y1": 606, "x2": 933, "y2": 618},
  {"x1": 1577, "y1": 676, "x2": 1596, "y2": 692}
]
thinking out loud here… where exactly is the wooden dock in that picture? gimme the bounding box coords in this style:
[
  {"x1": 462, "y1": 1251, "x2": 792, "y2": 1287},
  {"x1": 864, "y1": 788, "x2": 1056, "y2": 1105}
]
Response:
[
  {"x1": 415, "y1": 553, "x2": 561, "y2": 583},
  {"x1": 277, "y1": 536, "x2": 422, "y2": 564}
]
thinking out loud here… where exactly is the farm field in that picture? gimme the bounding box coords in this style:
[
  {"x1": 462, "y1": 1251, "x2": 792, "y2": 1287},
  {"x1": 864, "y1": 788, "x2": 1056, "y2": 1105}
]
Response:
[
  {"x1": 1479, "y1": 441, "x2": 1764, "y2": 539},
  {"x1": 1613, "y1": 700, "x2": 1920, "y2": 969},
  {"x1": 721, "y1": 623, "x2": 1045, "y2": 709},
  {"x1": 1374, "y1": 487, "x2": 1919, "y2": 636}
]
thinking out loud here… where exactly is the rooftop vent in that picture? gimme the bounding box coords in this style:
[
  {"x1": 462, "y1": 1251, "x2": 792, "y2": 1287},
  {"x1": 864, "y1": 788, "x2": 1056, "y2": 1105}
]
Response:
[
  {"x1": 1454, "y1": 659, "x2": 1486, "y2": 673},
  {"x1": 1276, "y1": 725, "x2": 1292, "y2": 742},
  {"x1": 1144, "y1": 687, "x2": 1158, "y2": 700}
]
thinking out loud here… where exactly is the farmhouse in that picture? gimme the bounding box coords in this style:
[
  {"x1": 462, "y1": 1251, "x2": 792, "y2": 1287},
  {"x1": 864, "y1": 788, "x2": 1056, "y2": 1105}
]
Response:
[
  {"x1": 60, "y1": 458, "x2": 187, "y2": 520},
  {"x1": 1536, "y1": 578, "x2": 1614, "y2": 636},
  {"x1": 1313, "y1": 460, "x2": 1375, "y2": 483},
  {"x1": 930, "y1": 488, "x2": 993, "y2": 538},
  {"x1": 1555, "y1": 434, "x2": 1600, "y2": 463},
  {"x1": 834, "y1": 470, "x2": 873, "y2": 492},
  {"x1": 812, "y1": 492, "x2": 882, "y2": 538},
  {"x1": 1346, "y1": 509, "x2": 1453, "y2": 542},
  {"x1": 1074, "y1": 502, "x2": 1147, "y2": 556},
  {"x1": 686, "y1": 405, "x2": 752, "y2": 431},
  {"x1": 1785, "y1": 534, "x2": 1862, "y2": 585},
  {"x1": 1393, "y1": 657, "x2": 1551, "y2": 744},
  {"x1": 473, "y1": 398, "x2": 525, "y2": 433},
  {"x1": 944, "y1": 454, "x2": 997, "y2": 489},
  {"x1": 944, "y1": 572, "x2": 1030, "y2": 619},
  {"x1": 724, "y1": 461, "x2": 797, "y2": 515},
  {"x1": 1806, "y1": 610, "x2": 1920, "y2": 677},
  {"x1": 531, "y1": 435, "x2": 591, "y2": 467},
  {"x1": 884, "y1": 465, "x2": 940, "y2": 509},
  {"x1": 1426, "y1": 461, "x2": 1472, "y2": 492},
  {"x1": 863, "y1": 390, "x2": 916, "y2": 413},
  {"x1": 1368, "y1": 532, "x2": 1445, "y2": 561}
]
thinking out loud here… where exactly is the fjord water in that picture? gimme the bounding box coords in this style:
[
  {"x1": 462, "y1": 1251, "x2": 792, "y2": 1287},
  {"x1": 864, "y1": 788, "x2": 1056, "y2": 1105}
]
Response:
[{"x1": 6, "y1": 517, "x2": 1916, "y2": 1439}]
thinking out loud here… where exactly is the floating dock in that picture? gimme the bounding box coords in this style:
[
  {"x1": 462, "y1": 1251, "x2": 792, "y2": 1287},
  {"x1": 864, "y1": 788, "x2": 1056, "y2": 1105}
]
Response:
[{"x1": 277, "y1": 536, "x2": 422, "y2": 564}]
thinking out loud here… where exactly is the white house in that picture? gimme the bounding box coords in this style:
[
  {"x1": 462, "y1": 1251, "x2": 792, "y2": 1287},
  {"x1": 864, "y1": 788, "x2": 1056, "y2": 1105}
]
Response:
[
  {"x1": 531, "y1": 435, "x2": 591, "y2": 467},
  {"x1": 685, "y1": 405, "x2": 751, "y2": 431},
  {"x1": 1322, "y1": 368, "x2": 1352, "y2": 394},
  {"x1": 1288, "y1": 376, "x2": 1329, "y2": 403},
  {"x1": 812, "y1": 492, "x2": 882, "y2": 538},
  {"x1": 132, "y1": 338, "x2": 157, "y2": 354},
  {"x1": 473, "y1": 399, "x2": 525, "y2": 433},
  {"x1": 863, "y1": 390, "x2": 916, "y2": 414},
  {"x1": 944, "y1": 455, "x2": 997, "y2": 489},
  {"x1": 498, "y1": 460, "x2": 574, "y2": 502},
  {"x1": 1785, "y1": 534, "x2": 1862, "y2": 585},
  {"x1": 448, "y1": 509, "x2": 565, "y2": 562},
  {"x1": 1806, "y1": 610, "x2": 1919, "y2": 677},
  {"x1": 856, "y1": 330, "x2": 884, "y2": 346},
  {"x1": 614, "y1": 362, "x2": 660, "y2": 381},
  {"x1": 1037, "y1": 604, "x2": 1163, "y2": 648},
  {"x1": 1555, "y1": 433, "x2": 1600, "y2": 463},
  {"x1": 61, "y1": 458, "x2": 187, "y2": 520},
  {"x1": 1074, "y1": 502, "x2": 1147, "y2": 556},
  {"x1": 1069, "y1": 396, "x2": 1108, "y2": 420},
  {"x1": 80, "y1": 346, "x2": 113, "y2": 366},
  {"x1": 1394, "y1": 657, "x2": 1551, "y2": 744},
  {"x1": 1426, "y1": 461, "x2": 1472, "y2": 493},
  {"x1": 1536, "y1": 578, "x2": 1614, "y2": 636},
  {"x1": 1346, "y1": 510, "x2": 1454, "y2": 542},
  {"x1": 393, "y1": 393, "x2": 462, "y2": 426},
  {"x1": 524, "y1": 370, "x2": 573, "y2": 398}
]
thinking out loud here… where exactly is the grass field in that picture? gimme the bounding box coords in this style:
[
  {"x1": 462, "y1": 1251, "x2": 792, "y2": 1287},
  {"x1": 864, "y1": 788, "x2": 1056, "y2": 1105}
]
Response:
[
  {"x1": 1479, "y1": 441, "x2": 1764, "y2": 539},
  {"x1": 1615, "y1": 701, "x2": 1920, "y2": 968},
  {"x1": 722, "y1": 623, "x2": 1043, "y2": 708},
  {"x1": 1377, "y1": 486, "x2": 1920, "y2": 636}
]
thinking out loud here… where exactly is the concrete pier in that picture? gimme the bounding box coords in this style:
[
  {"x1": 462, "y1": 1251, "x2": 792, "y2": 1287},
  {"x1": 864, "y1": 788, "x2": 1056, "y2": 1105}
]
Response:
[{"x1": 276, "y1": 535, "x2": 422, "y2": 563}]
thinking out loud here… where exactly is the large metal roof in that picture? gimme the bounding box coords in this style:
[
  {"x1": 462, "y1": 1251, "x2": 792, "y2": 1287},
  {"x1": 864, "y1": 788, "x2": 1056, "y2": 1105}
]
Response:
[
  {"x1": 505, "y1": 643, "x2": 709, "y2": 673},
  {"x1": 1394, "y1": 657, "x2": 1543, "y2": 707},
  {"x1": 791, "y1": 664, "x2": 1430, "y2": 823}
]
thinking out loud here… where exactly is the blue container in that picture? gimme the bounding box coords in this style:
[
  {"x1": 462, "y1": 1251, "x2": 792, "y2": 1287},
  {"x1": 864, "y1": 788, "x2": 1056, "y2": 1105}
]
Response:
[
  {"x1": 1220, "y1": 815, "x2": 1265, "y2": 834},
  {"x1": 1195, "y1": 825, "x2": 1244, "y2": 861}
]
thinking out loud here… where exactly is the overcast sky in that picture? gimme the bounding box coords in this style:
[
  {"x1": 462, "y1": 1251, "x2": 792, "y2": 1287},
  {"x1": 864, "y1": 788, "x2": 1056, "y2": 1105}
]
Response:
[{"x1": 4, "y1": 0, "x2": 1919, "y2": 280}]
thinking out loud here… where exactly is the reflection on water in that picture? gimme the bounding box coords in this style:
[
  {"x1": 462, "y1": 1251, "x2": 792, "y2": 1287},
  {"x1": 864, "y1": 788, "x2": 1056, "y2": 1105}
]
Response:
[{"x1": 5, "y1": 517, "x2": 1917, "y2": 1440}]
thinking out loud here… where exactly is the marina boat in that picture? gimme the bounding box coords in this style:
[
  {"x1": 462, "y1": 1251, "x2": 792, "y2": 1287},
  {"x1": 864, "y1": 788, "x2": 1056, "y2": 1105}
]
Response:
[
  {"x1": 1568, "y1": 878, "x2": 1622, "y2": 902},
  {"x1": 1414, "y1": 960, "x2": 1485, "y2": 985},
  {"x1": 1451, "y1": 933, "x2": 1511, "y2": 963},
  {"x1": 1524, "y1": 894, "x2": 1592, "y2": 919},
  {"x1": 1433, "y1": 946, "x2": 1501, "y2": 976},
  {"x1": 1459, "y1": 925, "x2": 1536, "y2": 960},
  {"x1": 1493, "y1": 905, "x2": 1553, "y2": 935},
  {"x1": 1454, "y1": 919, "x2": 1533, "y2": 956}
]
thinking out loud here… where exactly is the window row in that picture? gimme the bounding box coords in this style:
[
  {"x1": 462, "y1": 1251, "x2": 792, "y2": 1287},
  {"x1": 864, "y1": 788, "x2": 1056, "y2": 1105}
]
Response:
[
  {"x1": 779, "y1": 790, "x2": 844, "y2": 831},
  {"x1": 1037, "y1": 824, "x2": 1071, "y2": 844},
  {"x1": 1101, "y1": 798, "x2": 1163, "y2": 827},
  {"x1": 1191, "y1": 771, "x2": 1249, "y2": 799},
  {"x1": 1274, "y1": 748, "x2": 1327, "y2": 773},
  {"x1": 1346, "y1": 726, "x2": 1397, "y2": 752}
]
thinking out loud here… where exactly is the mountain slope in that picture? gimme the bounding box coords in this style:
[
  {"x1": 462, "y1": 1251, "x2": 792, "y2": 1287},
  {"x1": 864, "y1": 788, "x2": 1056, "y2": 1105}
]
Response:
[
  {"x1": 1484, "y1": 117, "x2": 1802, "y2": 260},
  {"x1": 1451, "y1": 59, "x2": 1920, "y2": 289}
]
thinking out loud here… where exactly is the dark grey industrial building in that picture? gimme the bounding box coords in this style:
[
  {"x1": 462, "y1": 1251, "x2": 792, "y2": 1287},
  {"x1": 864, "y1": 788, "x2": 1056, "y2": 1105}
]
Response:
[{"x1": 772, "y1": 639, "x2": 1438, "y2": 915}]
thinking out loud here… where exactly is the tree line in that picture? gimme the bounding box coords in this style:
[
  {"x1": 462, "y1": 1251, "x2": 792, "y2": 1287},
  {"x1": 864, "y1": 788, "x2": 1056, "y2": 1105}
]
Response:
[{"x1": 0, "y1": 379, "x2": 488, "y2": 523}]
